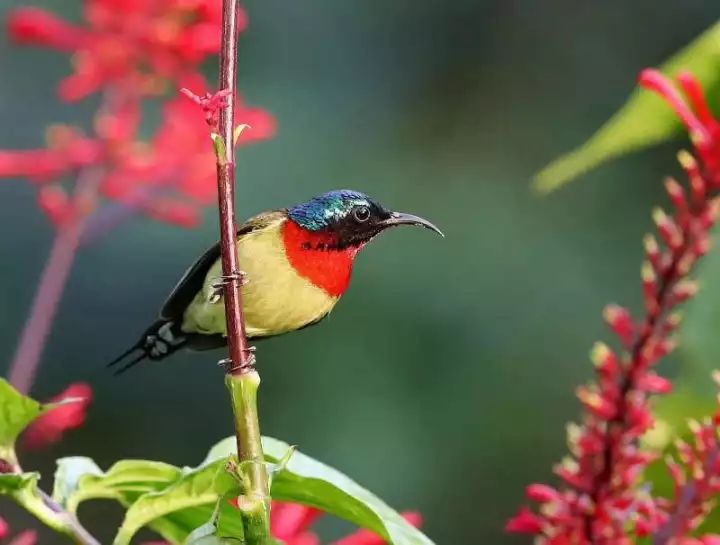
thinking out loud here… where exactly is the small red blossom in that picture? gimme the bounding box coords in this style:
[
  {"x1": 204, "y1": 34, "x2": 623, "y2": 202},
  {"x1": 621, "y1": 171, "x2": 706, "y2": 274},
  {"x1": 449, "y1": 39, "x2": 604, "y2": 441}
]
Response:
[
  {"x1": 23, "y1": 382, "x2": 92, "y2": 450},
  {"x1": 510, "y1": 69, "x2": 720, "y2": 544},
  {"x1": 181, "y1": 87, "x2": 232, "y2": 132}
]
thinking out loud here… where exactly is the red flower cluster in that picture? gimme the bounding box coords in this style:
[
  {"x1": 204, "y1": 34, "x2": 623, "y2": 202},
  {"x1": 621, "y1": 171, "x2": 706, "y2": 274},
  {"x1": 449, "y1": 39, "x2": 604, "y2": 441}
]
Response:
[
  {"x1": 8, "y1": 0, "x2": 243, "y2": 102},
  {"x1": 0, "y1": 516, "x2": 37, "y2": 545},
  {"x1": 508, "y1": 70, "x2": 720, "y2": 544},
  {"x1": 22, "y1": 382, "x2": 92, "y2": 450},
  {"x1": 1, "y1": 0, "x2": 275, "y2": 230}
]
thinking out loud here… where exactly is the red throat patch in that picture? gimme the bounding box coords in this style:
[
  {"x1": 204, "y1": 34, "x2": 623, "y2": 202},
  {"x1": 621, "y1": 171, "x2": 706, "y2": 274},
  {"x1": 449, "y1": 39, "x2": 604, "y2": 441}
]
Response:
[{"x1": 282, "y1": 219, "x2": 360, "y2": 297}]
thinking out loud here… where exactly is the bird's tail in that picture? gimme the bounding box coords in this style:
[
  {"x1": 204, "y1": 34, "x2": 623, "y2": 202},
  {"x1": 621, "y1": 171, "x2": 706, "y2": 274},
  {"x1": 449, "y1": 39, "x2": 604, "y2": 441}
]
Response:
[{"x1": 106, "y1": 319, "x2": 187, "y2": 375}]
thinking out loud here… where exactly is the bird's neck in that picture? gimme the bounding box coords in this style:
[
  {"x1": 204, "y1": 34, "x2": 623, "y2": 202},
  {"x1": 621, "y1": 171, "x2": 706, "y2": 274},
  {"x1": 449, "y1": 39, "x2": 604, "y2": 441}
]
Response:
[{"x1": 282, "y1": 218, "x2": 362, "y2": 297}]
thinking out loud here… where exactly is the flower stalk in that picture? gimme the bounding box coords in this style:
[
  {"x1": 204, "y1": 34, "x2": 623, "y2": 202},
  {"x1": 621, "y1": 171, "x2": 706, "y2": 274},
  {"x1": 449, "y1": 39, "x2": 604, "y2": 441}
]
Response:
[
  {"x1": 213, "y1": 0, "x2": 270, "y2": 541},
  {"x1": 7, "y1": 166, "x2": 101, "y2": 393}
]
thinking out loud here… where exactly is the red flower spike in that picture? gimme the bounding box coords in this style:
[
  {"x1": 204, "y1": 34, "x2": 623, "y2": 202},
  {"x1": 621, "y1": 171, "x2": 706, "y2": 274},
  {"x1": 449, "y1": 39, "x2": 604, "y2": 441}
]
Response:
[
  {"x1": 23, "y1": 383, "x2": 92, "y2": 450},
  {"x1": 0, "y1": 517, "x2": 8, "y2": 540},
  {"x1": 510, "y1": 69, "x2": 720, "y2": 544}
]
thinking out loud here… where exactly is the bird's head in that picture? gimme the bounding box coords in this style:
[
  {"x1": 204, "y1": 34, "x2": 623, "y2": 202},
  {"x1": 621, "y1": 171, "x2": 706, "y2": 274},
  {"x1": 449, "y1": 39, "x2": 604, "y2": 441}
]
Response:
[
  {"x1": 287, "y1": 189, "x2": 443, "y2": 250},
  {"x1": 283, "y1": 190, "x2": 442, "y2": 296}
]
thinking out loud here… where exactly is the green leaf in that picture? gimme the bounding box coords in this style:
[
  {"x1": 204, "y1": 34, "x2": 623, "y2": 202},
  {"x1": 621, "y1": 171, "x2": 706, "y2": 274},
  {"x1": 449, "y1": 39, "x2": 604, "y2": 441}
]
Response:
[
  {"x1": 113, "y1": 455, "x2": 244, "y2": 545},
  {"x1": 0, "y1": 379, "x2": 43, "y2": 463},
  {"x1": 0, "y1": 472, "x2": 40, "y2": 495},
  {"x1": 64, "y1": 437, "x2": 432, "y2": 545},
  {"x1": 57, "y1": 457, "x2": 183, "y2": 513},
  {"x1": 534, "y1": 20, "x2": 720, "y2": 193},
  {"x1": 263, "y1": 437, "x2": 433, "y2": 545}
]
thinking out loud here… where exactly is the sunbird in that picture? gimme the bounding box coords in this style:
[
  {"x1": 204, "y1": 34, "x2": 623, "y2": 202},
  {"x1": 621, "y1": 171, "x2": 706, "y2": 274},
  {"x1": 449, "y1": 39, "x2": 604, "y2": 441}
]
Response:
[{"x1": 108, "y1": 190, "x2": 442, "y2": 374}]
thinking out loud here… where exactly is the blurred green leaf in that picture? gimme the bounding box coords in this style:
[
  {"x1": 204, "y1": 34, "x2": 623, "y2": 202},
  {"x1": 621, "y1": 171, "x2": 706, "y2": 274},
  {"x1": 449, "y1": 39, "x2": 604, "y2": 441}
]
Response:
[
  {"x1": 534, "y1": 20, "x2": 720, "y2": 193},
  {"x1": 0, "y1": 378, "x2": 43, "y2": 463}
]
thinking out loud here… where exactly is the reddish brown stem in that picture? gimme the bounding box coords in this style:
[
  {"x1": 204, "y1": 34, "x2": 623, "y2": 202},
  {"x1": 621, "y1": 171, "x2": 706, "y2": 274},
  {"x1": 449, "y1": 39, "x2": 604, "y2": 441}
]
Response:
[
  {"x1": 215, "y1": 2, "x2": 270, "y2": 541},
  {"x1": 216, "y1": 0, "x2": 253, "y2": 374},
  {"x1": 7, "y1": 167, "x2": 100, "y2": 393}
]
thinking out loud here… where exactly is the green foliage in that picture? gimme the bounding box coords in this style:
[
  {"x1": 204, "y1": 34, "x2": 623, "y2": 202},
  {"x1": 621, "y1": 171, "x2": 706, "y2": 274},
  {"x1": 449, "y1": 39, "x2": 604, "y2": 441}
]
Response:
[
  {"x1": 534, "y1": 19, "x2": 720, "y2": 193},
  {"x1": 51, "y1": 437, "x2": 432, "y2": 545},
  {"x1": 0, "y1": 376, "x2": 433, "y2": 545}
]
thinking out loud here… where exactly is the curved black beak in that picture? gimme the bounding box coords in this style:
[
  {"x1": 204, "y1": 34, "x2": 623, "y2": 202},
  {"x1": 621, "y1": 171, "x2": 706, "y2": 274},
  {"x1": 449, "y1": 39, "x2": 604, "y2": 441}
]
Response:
[{"x1": 381, "y1": 211, "x2": 444, "y2": 237}]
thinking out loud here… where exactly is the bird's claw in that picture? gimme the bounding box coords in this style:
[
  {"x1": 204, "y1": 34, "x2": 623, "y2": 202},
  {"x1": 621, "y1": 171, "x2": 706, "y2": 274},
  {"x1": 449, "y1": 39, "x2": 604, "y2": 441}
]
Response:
[
  {"x1": 217, "y1": 346, "x2": 257, "y2": 373},
  {"x1": 208, "y1": 271, "x2": 248, "y2": 303}
]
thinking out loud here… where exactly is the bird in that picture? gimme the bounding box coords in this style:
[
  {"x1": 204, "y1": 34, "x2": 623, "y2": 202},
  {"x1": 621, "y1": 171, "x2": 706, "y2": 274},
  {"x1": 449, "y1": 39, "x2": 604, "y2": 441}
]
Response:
[{"x1": 107, "y1": 189, "x2": 443, "y2": 374}]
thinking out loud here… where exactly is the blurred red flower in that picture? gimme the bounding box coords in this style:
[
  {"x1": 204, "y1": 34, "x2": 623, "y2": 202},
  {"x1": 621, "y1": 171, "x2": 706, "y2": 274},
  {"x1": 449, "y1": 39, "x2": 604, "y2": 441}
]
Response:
[
  {"x1": 271, "y1": 501, "x2": 421, "y2": 545},
  {"x1": 0, "y1": 516, "x2": 37, "y2": 545},
  {"x1": 7, "y1": 0, "x2": 245, "y2": 102},
  {"x1": 23, "y1": 383, "x2": 92, "y2": 450},
  {"x1": 223, "y1": 500, "x2": 421, "y2": 545}
]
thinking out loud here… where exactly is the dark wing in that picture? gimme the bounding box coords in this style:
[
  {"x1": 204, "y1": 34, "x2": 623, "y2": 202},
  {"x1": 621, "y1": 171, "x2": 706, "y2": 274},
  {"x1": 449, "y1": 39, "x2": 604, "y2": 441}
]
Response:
[{"x1": 160, "y1": 210, "x2": 287, "y2": 321}]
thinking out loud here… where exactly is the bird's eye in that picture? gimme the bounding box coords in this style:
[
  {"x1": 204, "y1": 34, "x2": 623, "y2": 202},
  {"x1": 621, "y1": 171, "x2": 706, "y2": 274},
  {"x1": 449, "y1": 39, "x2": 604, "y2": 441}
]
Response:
[{"x1": 353, "y1": 205, "x2": 371, "y2": 222}]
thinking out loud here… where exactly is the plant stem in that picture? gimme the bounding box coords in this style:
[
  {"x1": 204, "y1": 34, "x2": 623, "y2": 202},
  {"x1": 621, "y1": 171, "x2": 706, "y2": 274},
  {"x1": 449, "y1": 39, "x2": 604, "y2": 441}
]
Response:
[
  {"x1": 7, "y1": 167, "x2": 100, "y2": 393},
  {"x1": 215, "y1": 0, "x2": 270, "y2": 542},
  {"x1": 226, "y1": 371, "x2": 269, "y2": 541}
]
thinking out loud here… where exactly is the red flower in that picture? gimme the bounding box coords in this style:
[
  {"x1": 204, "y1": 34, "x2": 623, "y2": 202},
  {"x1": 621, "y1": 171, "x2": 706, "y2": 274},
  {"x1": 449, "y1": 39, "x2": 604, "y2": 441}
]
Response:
[
  {"x1": 0, "y1": 517, "x2": 38, "y2": 545},
  {"x1": 23, "y1": 383, "x2": 92, "y2": 450},
  {"x1": 509, "y1": 70, "x2": 720, "y2": 544},
  {"x1": 7, "y1": 0, "x2": 245, "y2": 101}
]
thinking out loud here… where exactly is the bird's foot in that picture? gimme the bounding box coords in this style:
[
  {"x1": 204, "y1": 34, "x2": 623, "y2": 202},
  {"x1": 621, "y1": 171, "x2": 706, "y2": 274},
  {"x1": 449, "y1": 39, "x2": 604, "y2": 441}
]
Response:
[
  {"x1": 208, "y1": 271, "x2": 248, "y2": 303},
  {"x1": 217, "y1": 346, "x2": 256, "y2": 373}
]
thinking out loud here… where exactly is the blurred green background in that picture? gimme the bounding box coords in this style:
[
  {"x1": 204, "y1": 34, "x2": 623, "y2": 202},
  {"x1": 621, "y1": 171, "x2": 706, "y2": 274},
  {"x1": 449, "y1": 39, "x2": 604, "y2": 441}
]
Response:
[{"x1": 3, "y1": 1, "x2": 720, "y2": 544}]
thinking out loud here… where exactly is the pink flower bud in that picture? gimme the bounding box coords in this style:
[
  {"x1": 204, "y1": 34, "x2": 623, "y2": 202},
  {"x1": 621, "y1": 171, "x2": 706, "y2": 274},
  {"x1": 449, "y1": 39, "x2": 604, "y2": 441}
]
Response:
[
  {"x1": 506, "y1": 507, "x2": 544, "y2": 534},
  {"x1": 526, "y1": 484, "x2": 559, "y2": 503},
  {"x1": 603, "y1": 304, "x2": 635, "y2": 346},
  {"x1": 638, "y1": 372, "x2": 672, "y2": 394}
]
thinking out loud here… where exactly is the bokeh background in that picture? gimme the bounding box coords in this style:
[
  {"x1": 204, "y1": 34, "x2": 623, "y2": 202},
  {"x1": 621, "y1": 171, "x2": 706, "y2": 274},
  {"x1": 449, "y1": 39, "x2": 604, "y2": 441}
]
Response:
[{"x1": 2, "y1": 1, "x2": 720, "y2": 543}]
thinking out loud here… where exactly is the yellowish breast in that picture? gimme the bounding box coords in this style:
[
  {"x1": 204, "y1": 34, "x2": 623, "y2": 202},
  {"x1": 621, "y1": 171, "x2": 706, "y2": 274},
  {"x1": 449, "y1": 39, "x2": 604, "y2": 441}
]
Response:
[{"x1": 180, "y1": 217, "x2": 339, "y2": 338}]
